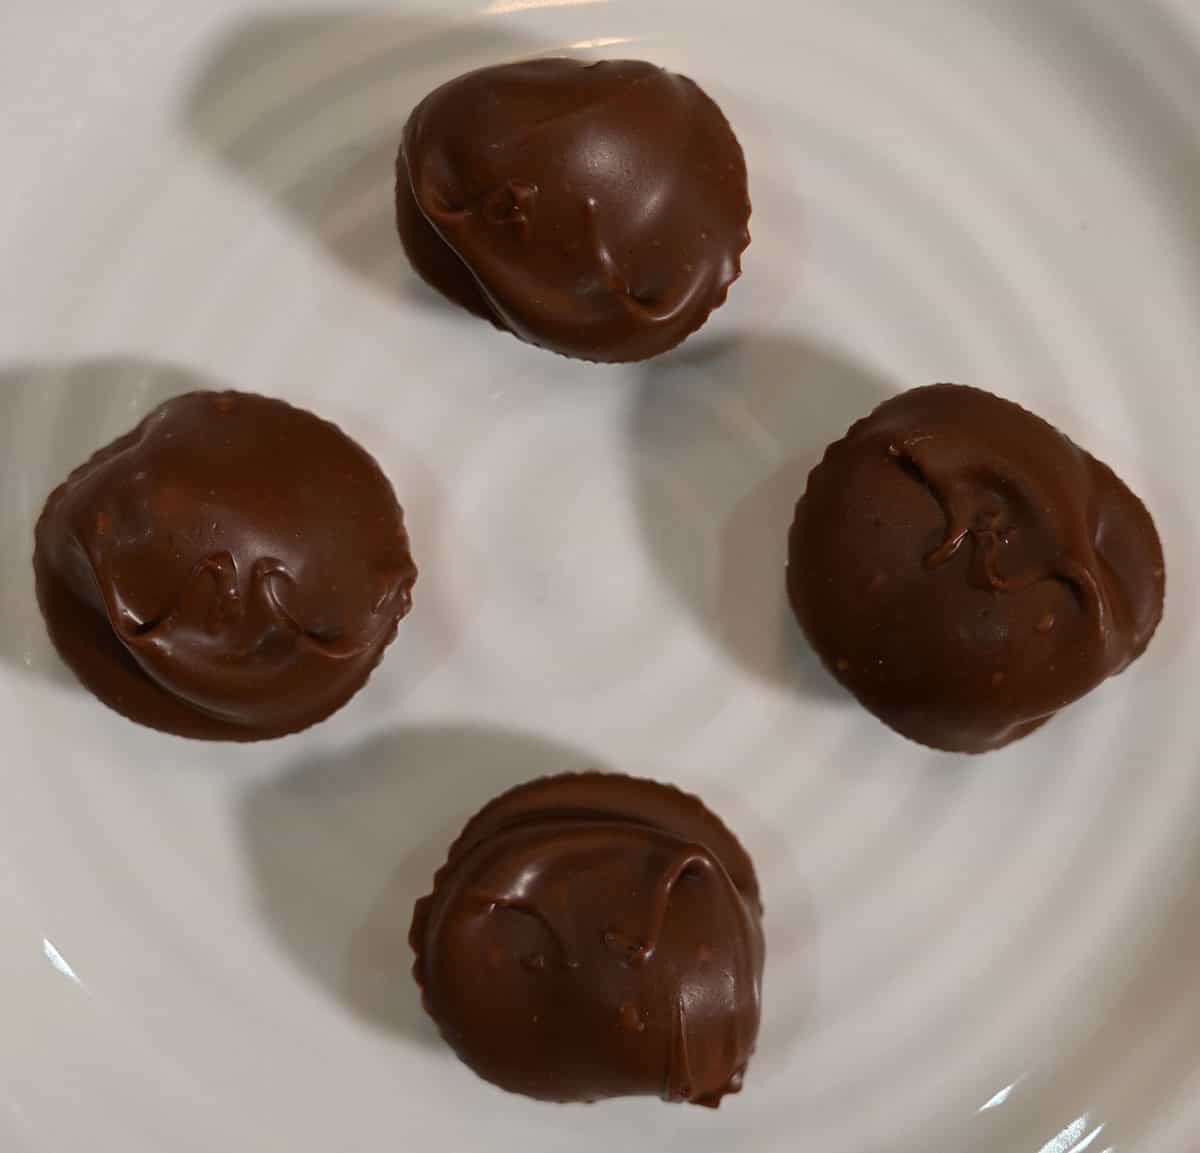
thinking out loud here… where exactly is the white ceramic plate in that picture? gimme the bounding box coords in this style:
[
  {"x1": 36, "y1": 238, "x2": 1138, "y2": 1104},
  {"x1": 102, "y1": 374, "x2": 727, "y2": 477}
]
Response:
[{"x1": 2, "y1": 1, "x2": 1198, "y2": 1149}]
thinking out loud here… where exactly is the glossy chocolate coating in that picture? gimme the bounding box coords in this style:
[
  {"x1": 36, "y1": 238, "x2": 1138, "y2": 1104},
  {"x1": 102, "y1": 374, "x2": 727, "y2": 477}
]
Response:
[
  {"x1": 411, "y1": 774, "x2": 764, "y2": 1106},
  {"x1": 788, "y1": 384, "x2": 1165, "y2": 753},
  {"x1": 34, "y1": 391, "x2": 417, "y2": 740},
  {"x1": 397, "y1": 58, "x2": 751, "y2": 362}
]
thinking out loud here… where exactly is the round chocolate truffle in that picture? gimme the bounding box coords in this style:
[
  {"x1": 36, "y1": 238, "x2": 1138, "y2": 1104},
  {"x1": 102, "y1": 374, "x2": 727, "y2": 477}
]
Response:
[
  {"x1": 397, "y1": 58, "x2": 751, "y2": 363},
  {"x1": 34, "y1": 390, "x2": 417, "y2": 740},
  {"x1": 411, "y1": 773, "x2": 764, "y2": 1106},
  {"x1": 788, "y1": 384, "x2": 1165, "y2": 753}
]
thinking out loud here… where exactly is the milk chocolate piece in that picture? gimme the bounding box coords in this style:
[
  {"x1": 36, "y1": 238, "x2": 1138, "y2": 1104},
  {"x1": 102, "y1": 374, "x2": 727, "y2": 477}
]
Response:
[
  {"x1": 34, "y1": 391, "x2": 417, "y2": 740},
  {"x1": 788, "y1": 384, "x2": 1165, "y2": 753},
  {"x1": 411, "y1": 774, "x2": 764, "y2": 1105},
  {"x1": 397, "y1": 58, "x2": 750, "y2": 362}
]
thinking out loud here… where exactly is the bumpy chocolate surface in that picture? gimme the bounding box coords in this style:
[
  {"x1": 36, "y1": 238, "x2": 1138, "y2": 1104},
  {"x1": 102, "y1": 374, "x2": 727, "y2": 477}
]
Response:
[
  {"x1": 34, "y1": 391, "x2": 417, "y2": 740},
  {"x1": 397, "y1": 58, "x2": 750, "y2": 363},
  {"x1": 788, "y1": 384, "x2": 1165, "y2": 753},
  {"x1": 411, "y1": 774, "x2": 764, "y2": 1106}
]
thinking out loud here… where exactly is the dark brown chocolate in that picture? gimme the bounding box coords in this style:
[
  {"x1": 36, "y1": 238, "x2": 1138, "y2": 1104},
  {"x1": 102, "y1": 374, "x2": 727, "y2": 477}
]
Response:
[
  {"x1": 397, "y1": 58, "x2": 750, "y2": 363},
  {"x1": 34, "y1": 391, "x2": 417, "y2": 740},
  {"x1": 411, "y1": 773, "x2": 764, "y2": 1106},
  {"x1": 788, "y1": 384, "x2": 1165, "y2": 753}
]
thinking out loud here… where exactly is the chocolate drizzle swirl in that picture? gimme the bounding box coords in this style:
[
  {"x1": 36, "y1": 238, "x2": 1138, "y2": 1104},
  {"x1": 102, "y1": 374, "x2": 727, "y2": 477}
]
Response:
[
  {"x1": 788, "y1": 384, "x2": 1165, "y2": 752},
  {"x1": 411, "y1": 774, "x2": 764, "y2": 1106},
  {"x1": 34, "y1": 390, "x2": 417, "y2": 740},
  {"x1": 397, "y1": 58, "x2": 751, "y2": 363}
]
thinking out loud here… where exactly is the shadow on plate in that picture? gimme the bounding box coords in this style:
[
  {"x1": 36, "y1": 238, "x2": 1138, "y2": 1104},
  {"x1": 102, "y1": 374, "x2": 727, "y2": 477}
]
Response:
[
  {"x1": 630, "y1": 334, "x2": 895, "y2": 702},
  {"x1": 239, "y1": 723, "x2": 606, "y2": 1045},
  {"x1": 183, "y1": 10, "x2": 541, "y2": 311},
  {"x1": 240, "y1": 721, "x2": 812, "y2": 1059},
  {"x1": 0, "y1": 358, "x2": 219, "y2": 687}
]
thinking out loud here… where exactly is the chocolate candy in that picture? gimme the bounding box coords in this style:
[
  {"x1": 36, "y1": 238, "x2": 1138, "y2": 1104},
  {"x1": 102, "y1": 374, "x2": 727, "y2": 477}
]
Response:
[
  {"x1": 34, "y1": 391, "x2": 417, "y2": 740},
  {"x1": 788, "y1": 384, "x2": 1165, "y2": 753},
  {"x1": 411, "y1": 774, "x2": 764, "y2": 1105},
  {"x1": 397, "y1": 58, "x2": 750, "y2": 363}
]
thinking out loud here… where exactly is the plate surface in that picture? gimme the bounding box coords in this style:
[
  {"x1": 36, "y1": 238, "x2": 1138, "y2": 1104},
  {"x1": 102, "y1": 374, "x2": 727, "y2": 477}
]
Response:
[{"x1": 2, "y1": 1, "x2": 1199, "y2": 1150}]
